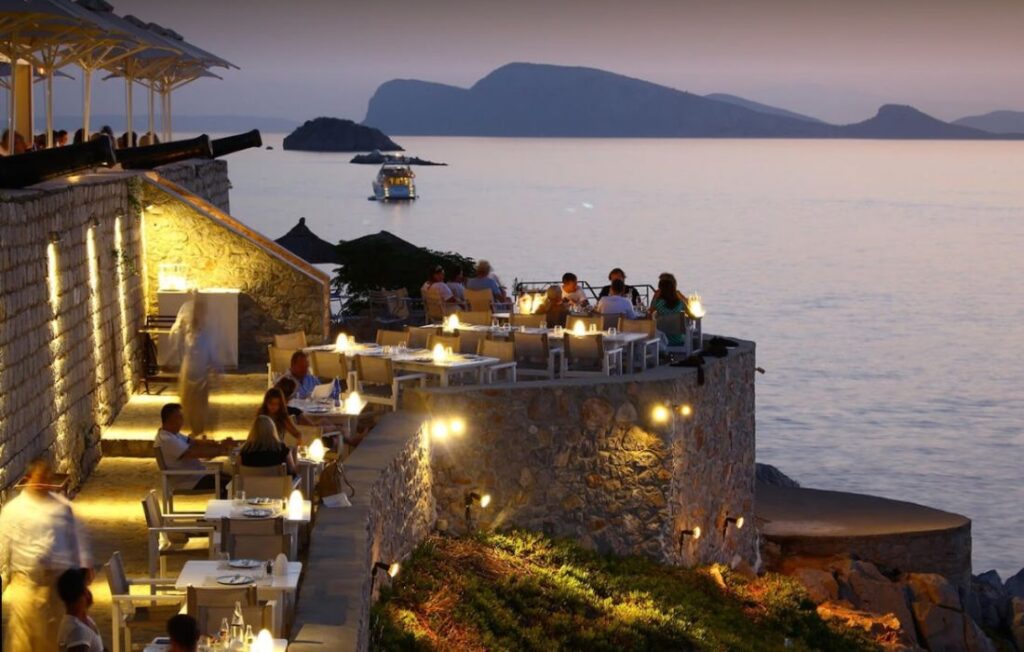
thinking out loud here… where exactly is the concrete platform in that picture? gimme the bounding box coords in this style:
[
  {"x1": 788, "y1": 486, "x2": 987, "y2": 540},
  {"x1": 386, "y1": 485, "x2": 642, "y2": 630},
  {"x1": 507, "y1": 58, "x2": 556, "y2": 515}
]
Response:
[{"x1": 757, "y1": 482, "x2": 972, "y2": 585}]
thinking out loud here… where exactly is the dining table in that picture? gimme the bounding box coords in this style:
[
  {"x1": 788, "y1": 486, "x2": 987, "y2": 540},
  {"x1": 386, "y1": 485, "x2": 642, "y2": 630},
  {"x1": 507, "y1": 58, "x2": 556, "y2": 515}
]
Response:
[
  {"x1": 204, "y1": 498, "x2": 312, "y2": 559},
  {"x1": 144, "y1": 637, "x2": 289, "y2": 652}
]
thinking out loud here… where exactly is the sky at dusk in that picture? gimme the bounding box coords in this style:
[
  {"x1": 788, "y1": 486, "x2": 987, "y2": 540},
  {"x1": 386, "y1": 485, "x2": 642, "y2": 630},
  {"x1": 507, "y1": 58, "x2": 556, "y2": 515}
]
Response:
[{"x1": 42, "y1": 0, "x2": 1024, "y2": 125}]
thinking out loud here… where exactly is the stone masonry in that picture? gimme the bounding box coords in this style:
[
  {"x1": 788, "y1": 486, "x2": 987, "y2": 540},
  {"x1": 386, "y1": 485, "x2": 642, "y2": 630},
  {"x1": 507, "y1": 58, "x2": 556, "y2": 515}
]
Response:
[{"x1": 155, "y1": 159, "x2": 231, "y2": 214}]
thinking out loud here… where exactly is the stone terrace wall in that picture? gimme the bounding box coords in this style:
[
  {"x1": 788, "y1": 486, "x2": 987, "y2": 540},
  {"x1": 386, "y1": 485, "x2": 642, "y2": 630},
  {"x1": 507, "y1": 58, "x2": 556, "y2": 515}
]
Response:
[
  {"x1": 154, "y1": 159, "x2": 231, "y2": 213},
  {"x1": 0, "y1": 174, "x2": 145, "y2": 497},
  {"x1": 140, "y1": 176, "x2": 329, "y2": 363},
  {"x1": 414, "y1": 342, "x2": 759, "y2": 569}
]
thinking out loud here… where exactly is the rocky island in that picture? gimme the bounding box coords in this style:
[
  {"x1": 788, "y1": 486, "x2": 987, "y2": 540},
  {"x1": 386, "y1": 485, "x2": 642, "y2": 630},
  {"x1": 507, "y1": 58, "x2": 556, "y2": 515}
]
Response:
[{"x1": 282, "y1": 117, "x2": 403, "y2": 152}]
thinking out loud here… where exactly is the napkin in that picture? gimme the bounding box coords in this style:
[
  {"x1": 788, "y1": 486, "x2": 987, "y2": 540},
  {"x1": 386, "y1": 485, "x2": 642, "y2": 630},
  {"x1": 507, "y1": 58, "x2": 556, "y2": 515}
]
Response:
[
  {"x1": 311, "y1": 382, "x2": 334, "y2": 399},
  {"x1": 273, "y1": 553, "x2": 288, "y2": 576}
]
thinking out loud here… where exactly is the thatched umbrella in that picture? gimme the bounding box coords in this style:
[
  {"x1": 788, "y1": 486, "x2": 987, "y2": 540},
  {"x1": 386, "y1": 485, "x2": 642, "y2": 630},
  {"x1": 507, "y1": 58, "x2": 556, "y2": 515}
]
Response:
[{"x1": 274, "y1": 217, "x2": 339, "y2": 265}]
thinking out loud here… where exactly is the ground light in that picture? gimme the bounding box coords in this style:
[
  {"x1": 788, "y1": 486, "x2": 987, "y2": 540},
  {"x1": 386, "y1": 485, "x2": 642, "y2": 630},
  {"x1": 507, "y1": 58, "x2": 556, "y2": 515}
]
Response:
[
  {"x1": 651, "y1": 403, "x2": 695, "y2": 426},
  {"x1": 464, "y1": 491, "x2": 492, "y2": 528},
  {"x1": 429, "y1": 416, "x2": 467, "y2": 440}
]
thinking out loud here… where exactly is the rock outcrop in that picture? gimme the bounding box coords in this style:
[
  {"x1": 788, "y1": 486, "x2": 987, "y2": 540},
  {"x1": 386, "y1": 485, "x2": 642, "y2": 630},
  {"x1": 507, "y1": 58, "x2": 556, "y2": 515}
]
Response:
[
  {"x1": 755, "y1": 463, "x2": 800, "y2": 488},
  {"x1": 282, "y1": 117, "x2": 402, "y2": 152}
]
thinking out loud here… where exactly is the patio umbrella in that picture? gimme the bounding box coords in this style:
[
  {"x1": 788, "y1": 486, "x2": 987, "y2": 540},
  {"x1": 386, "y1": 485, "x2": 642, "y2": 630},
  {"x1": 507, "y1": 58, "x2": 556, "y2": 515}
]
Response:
[
  {"x1": 275, "y1": 218, "x2": 341, "y2": 265},
  {"x1": 334, "y1": 230, "x2": 426, "y2": 265}
]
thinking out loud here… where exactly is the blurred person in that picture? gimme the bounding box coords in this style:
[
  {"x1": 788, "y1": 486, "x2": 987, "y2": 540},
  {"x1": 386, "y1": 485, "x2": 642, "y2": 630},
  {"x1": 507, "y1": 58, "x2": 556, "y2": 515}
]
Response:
[
  {"x1": 466, "y1": 260, "x2": 509, "y2": 304},
  {"x1": 72, "y1": 128, "x2": 85, "y2": 145},
  {"x1": 421, "y1": 264, "x2": 459, "y2": 306},
  {"x1": 560, "y1": 272, "x2": 590, "y2": 310},
  {"x1": 178, "y1": 294, "x2": 219, "y2": 436},
  {"x1": 595, "y1": 279, "x2": 637, "y2": 319},
  {"x1": 154, "y1": 403, "x2": 233, "y2": 497},
  {"x1": 241, "y1": 415, "x2": 297, "y2": 476},
  {"x1": 0, "y1": 459, "x2": 91, "y2": 652},
  {"x1": 447, "y1": 268, "x2": 468, "y2": 303},
  {"x1": 1, "y1": 129, "x2": 28, "y2": 155},
  {"x1": 536, "y1": 285, "x2": 567, "y2": 327},
  {"x1": 55, "y1": 129, "x2": 69, "y2": 147},
  {"x1": 256, "y1": 387, "x2": 306, "y2": 447},
  {"x1": 167, "y1": 614, "x2": 201, "y2": 652},
  {"x1": 283, "y1": 350, "x2": 318, "y2": 399},
  {"x1": 139, "y1": 131, "x2": 160, "y2": 146},
  {"x1": 56, "y1": 567, "x2": 103, "y2": 652},
  {"x1": 597, "y1": 267, "x2": 642, "y2": 305}
]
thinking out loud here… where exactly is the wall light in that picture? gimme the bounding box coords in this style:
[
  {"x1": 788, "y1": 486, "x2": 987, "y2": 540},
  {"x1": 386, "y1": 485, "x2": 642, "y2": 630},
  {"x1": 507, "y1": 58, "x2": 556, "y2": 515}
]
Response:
[
  {"x1": 464, "y1": 491, "x2": 492, "y2": 527},
  {"x1": 651, "y1": 404, "x2": 671, "y2": 424},
  {"x1": 723, "y1": 515, "x2": 745, "y2": 535},
  {"x1": 371, "y1": 560, "x2": 400, "y2": 592},
  {"x1": 48, "y1": 231, "x2": 62, "y2": 243},
  {"x1": 679, "y1": 526, "x2": 702, "y2": 544},
  {"x1": 429, "y1": 417, "x2": 466, "y2": 440},
  {"x1": 651, "y1": 402, "x2": 694, "y2": 426},
  {"x1": 679, "y1": 404, "x2": 693, "y2": 417}
]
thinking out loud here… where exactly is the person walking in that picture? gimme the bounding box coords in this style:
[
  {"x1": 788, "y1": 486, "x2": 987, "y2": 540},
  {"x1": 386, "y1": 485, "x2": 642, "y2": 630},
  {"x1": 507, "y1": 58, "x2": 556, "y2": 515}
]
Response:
[{"x1": 178, "y1": 294, "x2": 219, "y2": 436}]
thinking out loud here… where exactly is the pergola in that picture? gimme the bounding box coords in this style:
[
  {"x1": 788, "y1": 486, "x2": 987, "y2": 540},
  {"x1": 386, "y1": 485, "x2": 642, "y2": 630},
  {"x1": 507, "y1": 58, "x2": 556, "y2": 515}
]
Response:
[{"x1": 0, "y1": 0, "x2": 233, "y2": 152}]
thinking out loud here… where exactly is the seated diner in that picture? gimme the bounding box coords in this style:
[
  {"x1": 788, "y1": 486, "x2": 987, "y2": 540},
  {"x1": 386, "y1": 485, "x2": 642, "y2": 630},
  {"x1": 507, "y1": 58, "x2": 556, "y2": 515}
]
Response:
[
  {"x1": 257, "y1": 388, "x2": 306, "y2": 447},
  {"x1": 241, "y1": 415, "x2": 298, "y2": 477},
  {"x1": 466, "y1": 260, "x2": 510, "y2": 304},
  {"x1": 595, "y1": 279, "x2": 638, "y2": 319},
  {"x1": 154, "y1": 403, "x2": 233, "y2": 497},
  {"x1": 283, "y1": 351, "x2": 318, "y2": 399},
  {"x1": 598, "y1": 267, "x2": 642, "y2": 306}
]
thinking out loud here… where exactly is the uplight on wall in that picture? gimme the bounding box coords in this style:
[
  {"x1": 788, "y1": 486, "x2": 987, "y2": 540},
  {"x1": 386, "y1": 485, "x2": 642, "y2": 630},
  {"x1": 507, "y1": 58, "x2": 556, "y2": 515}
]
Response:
[
  {"x1": 723, "y1": 515, "x2": 745, "y2": 536},
  {"x1": 371, "y1": 560, "x2": 400, "y2": 592},
  {"x1": 429, "y1": 416, "x2": 466, "y2": 440},
  {"x1": 678, "y1": 526, "x2": 702, "y2": 547},
  {"x1": 464, "y1": 490, "x2": 492, "y2": 528},
  {"x1": 651, "y1": 402, "x2": 695, "y2": 426}
]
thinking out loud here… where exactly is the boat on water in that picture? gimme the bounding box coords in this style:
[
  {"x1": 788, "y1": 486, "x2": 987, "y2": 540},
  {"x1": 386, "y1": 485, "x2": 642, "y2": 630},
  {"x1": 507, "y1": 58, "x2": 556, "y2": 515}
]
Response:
[{"x1": 372, "y1": 163, "x2": 416, "y2": 201}]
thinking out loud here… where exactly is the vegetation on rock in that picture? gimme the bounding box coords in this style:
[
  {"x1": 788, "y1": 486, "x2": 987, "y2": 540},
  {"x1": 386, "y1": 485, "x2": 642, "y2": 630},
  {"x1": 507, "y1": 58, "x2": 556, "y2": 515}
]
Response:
[{"x1": 371, "y1": 531, "x2": 878, "y2": 651}]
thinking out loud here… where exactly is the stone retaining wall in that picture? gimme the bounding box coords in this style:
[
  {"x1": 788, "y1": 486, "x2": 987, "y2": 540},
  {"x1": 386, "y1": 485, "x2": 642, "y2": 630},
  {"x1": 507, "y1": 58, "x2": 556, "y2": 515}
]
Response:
[
  {"x1": 0, "y1": 173, "x2": 145, "y2": 498},
  {"x1": 154, "y1": 159, "x2": 231, "y2": 213}
]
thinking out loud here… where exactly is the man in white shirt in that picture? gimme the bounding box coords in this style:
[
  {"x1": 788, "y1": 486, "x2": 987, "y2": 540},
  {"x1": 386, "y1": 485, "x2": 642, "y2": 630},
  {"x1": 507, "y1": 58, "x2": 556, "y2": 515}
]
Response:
[
  {"x1": 561, "y1": 272, "x2": 590, "y2": 309},
  {"x1": 56, "y1": 567, "x2": 104, "y2": 652},
  {"x1": 595, "y1": 279, "x2": 637, "y2": 320},
  {"x1": 154, "y1": 403, "x2": 233, "y2": 498},
  {"x1": 0, "y1": 460, "x2": 91, "y2": 652}
]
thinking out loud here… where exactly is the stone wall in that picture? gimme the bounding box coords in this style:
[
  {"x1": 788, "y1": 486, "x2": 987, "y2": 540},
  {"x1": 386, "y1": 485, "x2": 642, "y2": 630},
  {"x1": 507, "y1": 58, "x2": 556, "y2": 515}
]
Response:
[
  {"x1": 0, "y1": 173, "x2": 146, "y2": 497},
  {"x1": 414, "y1": 342, "x2": 759, "y2": 569},
  {"x1": 140, "y1": 174, "x2": 330, "y2": 363},
  {"x1": 154, "y1": 159, "x2": 231, "y2": 213}
]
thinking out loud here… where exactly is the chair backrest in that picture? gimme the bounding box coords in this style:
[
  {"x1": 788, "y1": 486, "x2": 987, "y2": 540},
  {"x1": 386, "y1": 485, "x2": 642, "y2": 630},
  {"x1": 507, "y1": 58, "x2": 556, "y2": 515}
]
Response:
[
  {"x1": 479, "y1": 338, "x2": 514, "y2": 363},
  {"x1": 598, "y1": 313, "x2": 623, "y2": 331},
  {"x1": 105, "y1": 551, "x2": 130, "y2": 597},
  {"x1": 376, "y1": 330, "x2": 410, "y2": 347},
  {"x1": 154, "y1": 444, "x2": 170, "y2": 471},
  {"x1": 310, "y1": 350, "x2": 347, "y2": 380},
  {"x1": 356, "y1": 354, "x2": 394, "y2": 386},
  {"x1": 656, "y1": 313, "x2": 684, "y2": 339},
  {"x1": 187, "y1": 586, "x2": 267, "y2": 637},
  {"x1": 427, "y1": 333, "x2": 460, "y2": 352},
  {"x1": 273, "y1": 331, "x2": 307, "y2": 349},
  {"x1": 456, "y1": 311, "x2": 492, "y2": 326},
  {"x1": 620, "y1": 317, "x2": 656, "y2": 337},
  {"x1": 141, "y1": 490, "x2": 164, "y2": 528},
  {"x1": 405, "y1": 326, "x2": 437, "y2": 350},
  {"x1": 238, "y1": 474, "x2": 292, "y2": 500},
  {"x1": 510, "y1": 314, "x2": 546, "y2": 329},
  {"x1": 389, "y1": 288, "x2": 412, "y2": 320},
  {"x1": 465, "y1": 288, "x2": 494, "y2": 313},
  {"x1": 567, "y1": 316, "x2": 602, "y2": 333},
  {"x1": 268, "y1": 345, "x2": 296, "y2": 376},
  {"x1": 239, "y1": 463, "x2": 288, "y2": 477},
  {"x1": 457, "y1": 329, "x2": 489, "y2": 355},
  {"x1": 423, "y1": 292, "x2": 449, "y2": 321},
  {"x1": 223, "y1": 518, "x2": 290, "y2": 559},
  {"x1": 564, "y1": 334, "x2": 606, "y2": 368},
  {"x1": 512, "y1": 332, "x2": 550, "y2": 366}
]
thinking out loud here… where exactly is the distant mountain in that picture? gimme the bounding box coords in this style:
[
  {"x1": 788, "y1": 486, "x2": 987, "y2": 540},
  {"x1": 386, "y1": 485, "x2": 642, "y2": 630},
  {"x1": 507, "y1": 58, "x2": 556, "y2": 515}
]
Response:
[
  {"x1": 366, "y1": 63, "x2": 832, "y2": 138},
  {"x1": 283, "y1": 117, "x2": 402, "y2": 152},
  {"x1": 704, "y1": 93, "x2": 824, "y2": 124},
  {"x1": 838, "y1": 104, "x2": 1000, "y2": 139},
  {"x1": 55, "y1": 114, "x2": 297, "y2": 134},
  {"x1": 364, "y1": 63, "x2": 1020, "y2": 140},
  {"x1": 952, "y1": 110, "x2": 1024, "y2": 134}
]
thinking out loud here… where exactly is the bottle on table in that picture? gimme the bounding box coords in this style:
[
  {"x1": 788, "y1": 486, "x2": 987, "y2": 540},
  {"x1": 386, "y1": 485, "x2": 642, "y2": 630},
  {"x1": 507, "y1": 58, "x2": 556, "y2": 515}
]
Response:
[
  {"x1": 244, "y1": 625, "x2": 255, "y2": 651},
  {"x1": 219, "y1": 617, "x2": 230, "y2": 644},
  {"x1": 230, "y1": 601, "x2": 245, "y2": 642}
]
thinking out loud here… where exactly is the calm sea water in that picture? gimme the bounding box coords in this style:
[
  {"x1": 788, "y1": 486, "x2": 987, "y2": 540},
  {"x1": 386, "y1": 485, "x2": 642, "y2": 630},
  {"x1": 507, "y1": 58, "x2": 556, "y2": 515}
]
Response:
[{"x1": 218, "y1": 133, "x2": 1023, "y2": 577}]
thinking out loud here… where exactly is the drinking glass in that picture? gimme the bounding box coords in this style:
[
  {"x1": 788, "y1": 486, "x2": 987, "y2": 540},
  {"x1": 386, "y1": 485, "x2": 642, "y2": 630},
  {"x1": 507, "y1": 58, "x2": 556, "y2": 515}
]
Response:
[
  {"x1": 589, "y1": 323, "x2": 598, "y2": 333},
  {"x1": 491, "y1": 318, "x2": 499, "y2": 329},
  {"x1": 608, "y1": 327, "x2": 617, "y2": 336}
]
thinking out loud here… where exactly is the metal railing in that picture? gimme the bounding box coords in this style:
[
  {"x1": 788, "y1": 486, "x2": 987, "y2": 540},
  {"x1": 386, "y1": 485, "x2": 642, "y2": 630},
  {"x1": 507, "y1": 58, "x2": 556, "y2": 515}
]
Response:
[{"x1": 512, "y1": 279, "x2": 656, "y2": 306}]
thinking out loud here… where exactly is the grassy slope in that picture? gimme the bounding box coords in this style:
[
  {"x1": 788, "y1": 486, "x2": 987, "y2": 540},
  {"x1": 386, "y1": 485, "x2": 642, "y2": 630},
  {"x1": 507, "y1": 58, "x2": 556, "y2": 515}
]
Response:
[{"x1": 371, "y1": 531, "x2": 878, "y2": 651}]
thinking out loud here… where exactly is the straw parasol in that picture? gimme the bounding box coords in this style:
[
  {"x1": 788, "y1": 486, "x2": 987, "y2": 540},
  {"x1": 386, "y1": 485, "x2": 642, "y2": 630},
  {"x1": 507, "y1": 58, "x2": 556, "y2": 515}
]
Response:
[{"x1": 275, "y1": 217, "x2": 340, "y2": 265}]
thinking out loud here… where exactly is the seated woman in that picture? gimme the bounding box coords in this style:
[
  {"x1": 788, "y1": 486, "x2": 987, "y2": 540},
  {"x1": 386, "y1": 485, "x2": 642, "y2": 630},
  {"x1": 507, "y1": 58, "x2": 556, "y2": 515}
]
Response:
[
  {"x1": 257, "y1": 387, "x2": 306, "y2": 447},
  {"x1": 241, "y1": 414, "x2": 298, "y2": 476},
  {"x1": 274, "y1": 376, "x2": 314, "y2": 424},
  {"x1": 535, "y1": 285, "x2": 568, "y2": 327},
  {"x1": 648, "y1": 275, "x2": 687, "y2": 347}
]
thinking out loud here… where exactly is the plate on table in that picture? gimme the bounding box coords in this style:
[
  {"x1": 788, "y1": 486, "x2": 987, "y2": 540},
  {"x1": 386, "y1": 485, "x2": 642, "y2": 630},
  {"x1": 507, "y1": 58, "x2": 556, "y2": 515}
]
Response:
[
  {"x1": 304, "y1": 405, "x2": 330, "y2": 414},
  {"x1": 228, "y1": 559, "x2": 263, "y2": 569},
  {"x1": 246, "y1": 497, "x2": 276, "y2": 506},
  {"x1": 216, "y1": 574, "x2": 255, "y2": 586},
  {"x1": 241, "y1": 508, "x2": 274, "y2": 518}
]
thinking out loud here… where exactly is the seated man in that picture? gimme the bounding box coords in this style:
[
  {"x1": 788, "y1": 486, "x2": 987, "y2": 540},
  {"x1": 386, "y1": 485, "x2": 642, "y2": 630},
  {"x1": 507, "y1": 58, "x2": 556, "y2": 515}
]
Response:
[
  {"x1": 283, "y1": 351, "x2": 319, "y2": 400},
  {"x1": 167, "y1": 614, "x2": 201, "y2": 652},
  {"x1": 597, "y1": 267, "x2": 642, "y2": 306},
  {"x1": 595, "y1": 279, "x2": 638, "y2": 320},
  {"x1": 560, "y1": 272, "x2": 590, "y2": 310},
  {"x1": 466, "y1": 260, "x2": 509, "y2": 304},
  {"x1": 154, "y1": 403, "x2": 233, "y2": 498}
]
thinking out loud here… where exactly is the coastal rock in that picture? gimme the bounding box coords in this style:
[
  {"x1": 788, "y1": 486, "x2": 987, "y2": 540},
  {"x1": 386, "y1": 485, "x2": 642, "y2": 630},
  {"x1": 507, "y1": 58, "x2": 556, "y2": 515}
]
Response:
[
  {"x1": 911, "y1": 599, "x2": 966, "y2": 652},
  {"x1": 792, "y1": 567, "x2": 839, "y2": 603},
  {"x1": 905, "y1": 573, "x2": 961, "y2": 610},
  {"x1": 755, "y1": 463, "x2": 800, "y2": 488},
  {"x1": 1011, "y1": 598, "x2": 1024, "y2": 652},
  {"x1": 846, "y1": 572, "x2": 917, "y2": 645},
  {"x1": 971, "y1": 571, "x2": 1009, "y2": 630},
  {"x1": 282, "y1": 117, "x2": 402, "y2": 153},
  {"x1": 1005, "y1": 568, "x2": 1024, "y2": 599},
  {"x1": 815, "y1": 601, "x2": 906, "y2": 641}
]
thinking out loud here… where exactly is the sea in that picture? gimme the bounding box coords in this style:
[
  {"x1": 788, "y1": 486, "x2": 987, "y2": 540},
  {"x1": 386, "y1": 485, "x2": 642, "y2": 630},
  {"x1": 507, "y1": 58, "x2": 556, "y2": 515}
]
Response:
[{"x1": 215, "y1": 133, "x2": 1023, "y2": 578}]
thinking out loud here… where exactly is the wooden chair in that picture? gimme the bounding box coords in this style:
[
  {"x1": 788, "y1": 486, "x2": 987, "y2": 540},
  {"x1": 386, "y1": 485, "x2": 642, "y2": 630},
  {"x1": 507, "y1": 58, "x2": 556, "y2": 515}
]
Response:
[
  {"x1": 267, "y1": 345, "x2": 296, "y2": 387},
  {"x1": 369, "y1": 289, "x2": 415, "y2": 328},
  {"x1": 273, "y1": 331, "x2": 307, "y2": 349},
  {"x1": 567, "y1": 315, "x2": 602, "y2": 333},
  {"x1": 405, "y1": 326, "x2": 438, "y2": 350},
  {"x1": 563, "y1": 334, "x2": 623, "y2": 377},
  {"x1": 457, "y1": 329, "x2": 489, "y2": 356},
  {"x1": 187, "y1": 585, "x2": 278, "y2": 638},
  {"x1": 427, "y1": 333, "x2": 460, "y2": 352},
  {"x1": 465, "y1": 288, "x2": 496, "y2": 313},
  {"x1": 597, "y1": 313, "x2": 625, "y2": 331},
  {"x1": 222, "y1": 517, "x2": 293, "y2": 560},
  {"x1": 155, "y1": 446, "x2": 224, "y2": 514},
  {"x1": 355, "y1": 354, "x2": 426, "y2": 411},
  {"x1": 456, "y1": 311, "x2": 493, "y2": 326},
  {"x1": 106, "y1": 551, "x2": 184, "y2": 652},
  {"x1": 510, "y1": 314, "x2": 546, "y2": 329},
  {"x1": 479, "y1": 339, "x2": 517, "y2": 384},
  {"x1": 619, "y1": 317, "x2": 660, "y2": 371},
  {"x1": 511, "y1": 332, "x2": 561, "y2": 380},
  {"x1": 236, "y1": 464, "x2": 296, "y2": 500},
  {"x1": 376, "y1": 329, "x2": 410, "y2": 347},
  {"x1": 142, "y1": 490, "x2": 216, "y2": 578}
]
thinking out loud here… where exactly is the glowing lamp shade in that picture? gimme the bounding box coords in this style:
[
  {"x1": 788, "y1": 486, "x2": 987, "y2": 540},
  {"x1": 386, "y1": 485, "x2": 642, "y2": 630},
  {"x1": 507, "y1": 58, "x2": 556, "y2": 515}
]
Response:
[
  {"x1": 444, "y1": 314, "x2": 460, "y2": 331},
  {"x1": 253, "y1": 629, "x2": 274, "y2": 652},
  {"x1": 335, "y1": 333, "x2": 351, "y2": 352},
  {"x1": 344, "y1": 390, "x2": 365, "y2": 415},
  {"x1": 288, "y1": 489, "x2": 304, "y2": 520},
  {"x1": 572, "y1": 320, "x2": 586, "y2": 336},
  {"x1": 449, "y1": 417, "x2": 466, "y2": 436},
  {"x1": 479, "y1": 493, "x2": 492, "y2": 509},
  {"x1": 734, "y1": 516, "x2": 745, "y2": 530},
  {"x1": 651, "y1": 405, "x2": 671, "y2": 424},
  {"x1": 679, "y1": 404, "x2": 693, "y2": 417},
  {"x1": 692, "y1": 525, "x2": 702, "y2": 539},
  {"x1": 387, "y1": 562, "x2": 401, "y2": 578},
  {"x1": 307, "y1": 438, "x2": 326, "y2": 463},
  {"x1": 687, "y1": 293, "x2": 706, "y2": 319},
  {"x1": 432, "y1": 343, "x2": 446, "y2": 363}
]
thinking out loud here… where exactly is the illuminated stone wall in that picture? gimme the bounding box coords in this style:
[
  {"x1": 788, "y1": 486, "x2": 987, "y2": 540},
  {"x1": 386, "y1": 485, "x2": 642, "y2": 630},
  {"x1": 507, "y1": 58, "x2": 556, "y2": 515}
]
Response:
[
  {"x1": 0, "y1": 174, "x2": 146, "y2": 497},
  {"x1": 414, "y1": 342, "x2": 759, "y2": 569},
  {"x1": 155, "y1": 159, "x2": 231, "y2": 214},
  {"x1": 140, "y1": 173, "x2": 330, "y2": 364}
]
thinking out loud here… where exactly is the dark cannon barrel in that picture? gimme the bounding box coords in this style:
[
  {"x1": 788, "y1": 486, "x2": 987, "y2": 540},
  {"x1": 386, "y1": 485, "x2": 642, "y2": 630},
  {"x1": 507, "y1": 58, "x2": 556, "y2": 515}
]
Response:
[
  {"x1": 117, "y1": 135, "x2": 214, "y2": 170},
  {"x1": 211, "y1": 129, "x2": 262, "y2": 158},
  {"x1": 0, "y1": 137, "x2": 117, "y2": 189}
]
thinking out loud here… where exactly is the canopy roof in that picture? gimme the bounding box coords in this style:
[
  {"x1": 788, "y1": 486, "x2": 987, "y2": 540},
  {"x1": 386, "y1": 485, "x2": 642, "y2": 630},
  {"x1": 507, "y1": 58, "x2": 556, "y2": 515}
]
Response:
[{"x1": 275, "y1": 218, "x2": 340, "y2": 265}]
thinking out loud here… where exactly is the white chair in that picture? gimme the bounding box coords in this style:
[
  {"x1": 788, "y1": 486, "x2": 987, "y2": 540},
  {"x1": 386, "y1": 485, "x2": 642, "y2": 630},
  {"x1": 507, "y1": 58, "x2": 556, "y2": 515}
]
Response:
[
  {"x1": 154, "y1": 447, "x2": 224, "y2": 514},
  {"x1": 563, "y1": 334, "x2": 623, "y2": 377},
  {"x1": 273, "y1": 331, "x2": 308, "y2": 349},
  {"x1": 267, "y1": 345, "x2": 296, "y2": 388},
  {"x1": 619, "y1": 317, "x2": 660, "y2": 372},
  {"x1": 457, "y1": 329, "x2": 489, "y2": 356},
  {"x1": 142, "y1": 490, "x2": 217, "y2": 578},
  {"x1": 656, "y1": 313, "x2": 690, "y2": 356},
  {"x1": 236, "y1": 464, "x2": 297, "y2": 500},
  {"x1": 222, "y1": 517, "x2": 293, "y2": 560},
  {"x1": 187, "y1": 585, "x2": 278, "y2": 638},
  {"x1": 464, "y1": 288, "x2": 496, "y2": 313},
  {"x1": 355, "y1": 355, "x2": 426, "y2": 411},
  {"x1": 106, "y1": 551, "x2": 185, "y2": 652},
  {"x1": 511, "y1": 332, "x2": 561, "y2": 380},
  {"x1": 479, "y1": 338, "x2": 517, "y2": 384}
]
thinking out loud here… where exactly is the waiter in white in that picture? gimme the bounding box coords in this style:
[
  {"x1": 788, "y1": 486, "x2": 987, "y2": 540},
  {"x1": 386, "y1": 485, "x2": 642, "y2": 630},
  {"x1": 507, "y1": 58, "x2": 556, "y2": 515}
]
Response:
[{"x1": 0, "y1": 458, "x2": 92, "y2": 652}]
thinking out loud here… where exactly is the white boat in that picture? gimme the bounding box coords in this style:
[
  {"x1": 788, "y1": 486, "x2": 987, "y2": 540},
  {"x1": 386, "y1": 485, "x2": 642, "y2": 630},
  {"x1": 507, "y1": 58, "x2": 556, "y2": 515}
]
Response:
[{"x1": 372, "y1": 163, "x2": 416, "y2": 201}]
